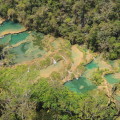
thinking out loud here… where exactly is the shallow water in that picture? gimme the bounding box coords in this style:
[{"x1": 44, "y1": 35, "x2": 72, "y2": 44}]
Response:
[
  {"x1": 64, "y1": 60, "x2": 98, "y2": 93},
  {"x1": 10, "y1": 32, "x2": 29, "y2": 45},
  {"x1": 0, "y1": 21, "x2": 25, "y2": 34},
  {"x1": 0, "y1": 32, "x2": 29, "y2": 45},
  {"x1": 85, "y1": 60, "x2": 99, "y2": 69},
  {"x1": 105, "y1": 74, "x2": 120, "y2": 84},
  {"x1": 0, "y1": 21, "x2": 45, "y2": 63},
  {"x1": 64, "y1": 76, "x2": 96, "y2": 93},
  {"x1": 0, "y1": 34, "x2": 11, "y2": 45},
  {"x1": 9, "y1": 41, "x2": 45, "y2": 63}
]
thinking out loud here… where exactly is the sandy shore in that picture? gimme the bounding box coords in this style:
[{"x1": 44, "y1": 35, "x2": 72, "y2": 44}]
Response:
[{"x1": 0, "y1": 28, "x2": 27, "y2": 37}]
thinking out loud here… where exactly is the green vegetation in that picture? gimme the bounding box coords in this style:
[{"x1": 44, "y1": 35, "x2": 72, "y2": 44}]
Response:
[
  {"x1": 39, "y1": 57, "x2": 52, "y2": 69},
  {"x1": 0, "y1": 66, "x2": 118, "y2": 119},
  {"x1": 0, "y1": 45, "x2": 4, "y2": 59},
  {"x1": 0, "y1": 0, "x2": 119, "y2": 59},
  {"x1": 90, "y1": 69, "x2": 104, "y2": 85},
  {"x1": 32, "y1": 32, "x2": 44, "y2": 49},
  {"x1": 0, "y1": 45, "x2": 13, "y2": 65},
  {"x1": 0, "y1": 0, "x2": 120, "y2": 119}
]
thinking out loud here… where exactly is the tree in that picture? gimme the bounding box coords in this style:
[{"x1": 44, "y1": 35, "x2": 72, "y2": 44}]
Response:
[{"x1": 7, "y1": 8, "x2": 16, "y2": 20}]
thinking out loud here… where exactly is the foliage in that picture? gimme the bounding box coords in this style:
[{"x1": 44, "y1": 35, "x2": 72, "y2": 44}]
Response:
[
  {"x1": 0, "y1": 65, "x2": 118, "y2": 120},
  {"x1": 0, "y1": 45, "x2": 4, "y2": 59},
  {"x1": 0, "y1": 0, "x2": 119, "y2": 59},
  {"x1": 39, "y1": 57, "x2": 51, "y2": 69},
  {"x1": 32, "y1": 32, "x2": 44, "y2": 49},
  {"x1": 50, "y1": 71, "x2": 61, "y2": 81},
  {"x1": 90, "y1": 69, "x2": 104, "y2": 85},
  {"x1": 53, "y1": 55, "x2": 63, "y2": 62},
  {"x1": 0, "y1": 0, "x2": 120, "y2": 119}
]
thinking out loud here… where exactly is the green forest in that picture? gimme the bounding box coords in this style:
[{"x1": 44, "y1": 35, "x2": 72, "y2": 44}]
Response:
[
  {"x1": 0, "y1": 0, "x2": 120, "y2": 120},
  {"x1": 0, "y1": 65, "x2": 119, "y2": 120},
  {"x1": 0, "y1": 0, "x2": 120, "y2": 59}
]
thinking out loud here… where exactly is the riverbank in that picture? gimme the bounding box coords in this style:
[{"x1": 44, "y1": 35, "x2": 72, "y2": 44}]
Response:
[{"x1": 0, "y1": 28, "x2": 27, "y2": 37}]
